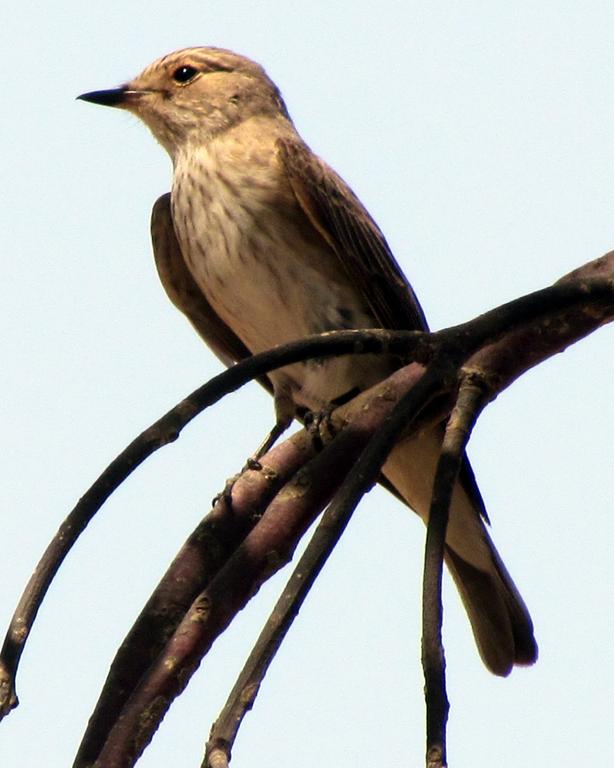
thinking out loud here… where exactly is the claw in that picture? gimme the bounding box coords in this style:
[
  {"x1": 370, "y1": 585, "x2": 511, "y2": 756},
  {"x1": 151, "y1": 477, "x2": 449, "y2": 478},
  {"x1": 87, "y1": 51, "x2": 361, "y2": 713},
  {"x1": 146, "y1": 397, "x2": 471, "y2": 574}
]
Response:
[
  {"x1": 211, "y1": 474, "x2": 239, "y2": 508},
  {"x1": 304, "y1": 405, "x2": 337, "y2": 450}
]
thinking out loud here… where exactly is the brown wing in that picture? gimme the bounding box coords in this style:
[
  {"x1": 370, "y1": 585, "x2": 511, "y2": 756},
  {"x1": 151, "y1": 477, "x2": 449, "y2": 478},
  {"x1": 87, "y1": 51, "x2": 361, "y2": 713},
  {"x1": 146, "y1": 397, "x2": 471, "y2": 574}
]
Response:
[
  {"x1": 278, "y1": 139, "x2": 487, "y2": 518},
  {"x1": 277, "y1": 137, "x2": 428, "y2": 333},
  {"x1": 151, "y1": 193, "x2": 271, "y2": 393}
]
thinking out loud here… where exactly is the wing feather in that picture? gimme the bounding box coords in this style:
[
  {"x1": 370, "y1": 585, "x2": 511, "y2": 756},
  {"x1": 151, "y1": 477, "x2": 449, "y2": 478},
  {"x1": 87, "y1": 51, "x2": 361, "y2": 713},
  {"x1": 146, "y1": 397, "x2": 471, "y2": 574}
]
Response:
[
  {"x1": 278, "y1": 139, "x2": 487, "y2": 519},
  {"x1": 277, "y1": 137, "x2": 428, "y2": 333}
]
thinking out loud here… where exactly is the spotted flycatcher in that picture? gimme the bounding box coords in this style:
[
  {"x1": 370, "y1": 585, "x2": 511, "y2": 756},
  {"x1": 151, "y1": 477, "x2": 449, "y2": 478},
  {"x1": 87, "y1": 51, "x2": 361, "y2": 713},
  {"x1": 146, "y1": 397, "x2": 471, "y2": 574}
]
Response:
[{"x1": 78, "y1": 47, "x2": 537, "y2": 675}]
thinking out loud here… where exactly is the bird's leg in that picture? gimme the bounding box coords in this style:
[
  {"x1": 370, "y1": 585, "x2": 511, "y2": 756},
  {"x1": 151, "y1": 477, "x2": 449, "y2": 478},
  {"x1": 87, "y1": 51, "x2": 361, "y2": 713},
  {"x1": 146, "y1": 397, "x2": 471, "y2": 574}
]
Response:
[
  {"x1": 246, "y1": 388, "x2": 295, "y2": 470},
  {"x1": 246, "y1": 419, "x2": 291, "y2": 470},
  {"x1": 213, "y1": 391, "x2": 294, "y2": 509}
]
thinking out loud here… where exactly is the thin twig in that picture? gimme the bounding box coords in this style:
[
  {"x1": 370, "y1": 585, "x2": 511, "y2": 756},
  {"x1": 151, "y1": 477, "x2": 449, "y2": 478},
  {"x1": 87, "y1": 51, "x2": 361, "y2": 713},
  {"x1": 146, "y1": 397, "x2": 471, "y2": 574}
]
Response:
[
  {"x1": 1, "y1": 265, "x2": 611, "y2": 725},
  {"x1": 0, "y1": 328, "x2": 423, "y2": 719},
  {"x1": 74, "y1": 362, "x2": 430, "y2": 767},
  {"x1": 3, "y1": 273, "x2": 612, "y2": 719},
  {"x1": 202, "y1": 368, "x2": 445, "y2": 768},
  {"x1": 92, "y1": 369, "x2": 443, "y2": 768},
  {"x1": 72, "y1": 431, "x2": 314, "y2": 768},
  {"x1": 89, "y1": 431, "x2": 376, "y2": 766},
  {"x1": 422, "y1": 375, "x2": 488, "y2": 768}
]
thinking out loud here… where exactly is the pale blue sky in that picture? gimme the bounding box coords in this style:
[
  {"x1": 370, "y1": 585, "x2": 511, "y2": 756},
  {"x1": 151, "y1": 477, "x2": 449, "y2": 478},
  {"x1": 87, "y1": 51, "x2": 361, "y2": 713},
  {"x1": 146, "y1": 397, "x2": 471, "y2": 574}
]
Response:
[{"x1": 1, "y1": 2, "x2": 613, "y2": 767}]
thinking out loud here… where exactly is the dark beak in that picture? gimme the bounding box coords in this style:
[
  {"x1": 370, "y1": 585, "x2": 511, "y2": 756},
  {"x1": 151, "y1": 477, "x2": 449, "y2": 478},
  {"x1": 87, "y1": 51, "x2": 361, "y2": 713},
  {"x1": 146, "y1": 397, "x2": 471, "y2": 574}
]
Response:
[{"x1": 77, "y1": 87, "x2": 135, "y2": 107}]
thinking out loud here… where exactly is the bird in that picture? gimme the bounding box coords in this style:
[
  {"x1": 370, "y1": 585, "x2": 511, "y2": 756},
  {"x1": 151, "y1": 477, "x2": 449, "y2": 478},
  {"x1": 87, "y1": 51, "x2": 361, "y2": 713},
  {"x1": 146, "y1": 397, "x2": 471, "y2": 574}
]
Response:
[{"x1": 78, "y1": 46, "x2": 537, "y2": 676}]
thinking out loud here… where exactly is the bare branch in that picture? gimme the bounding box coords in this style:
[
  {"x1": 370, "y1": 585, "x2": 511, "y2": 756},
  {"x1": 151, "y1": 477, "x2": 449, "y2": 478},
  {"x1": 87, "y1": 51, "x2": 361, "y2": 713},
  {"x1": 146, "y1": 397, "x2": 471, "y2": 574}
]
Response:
[
  {"x1": 0, "y1": 328, "x2": 424, "y2": 720},
  {"x1": 72, "y1": 431, "x2": 316, "y2": 767},
  {"x1": 78, "y1": 249, "x2": 614, "y2": 764},
  {"x1": 422, "y1": 377, "x2": 488, "y2": 768},
  {"x1": 89, "y1": 421, "x2": 388, "y2": 766},
  {"x1": 0, "y1": 252, "x2": 611, "y2": 766},
  {"x1": 202, "y1": 366, "x2": 443, "y2": 768}
]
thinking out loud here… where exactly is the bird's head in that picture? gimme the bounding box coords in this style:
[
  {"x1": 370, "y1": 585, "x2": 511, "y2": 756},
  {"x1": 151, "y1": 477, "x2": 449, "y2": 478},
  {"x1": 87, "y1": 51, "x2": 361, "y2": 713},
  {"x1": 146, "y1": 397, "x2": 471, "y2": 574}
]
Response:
[{"x1": 78, "y1": 47, "x2": 290, "y2": 157}]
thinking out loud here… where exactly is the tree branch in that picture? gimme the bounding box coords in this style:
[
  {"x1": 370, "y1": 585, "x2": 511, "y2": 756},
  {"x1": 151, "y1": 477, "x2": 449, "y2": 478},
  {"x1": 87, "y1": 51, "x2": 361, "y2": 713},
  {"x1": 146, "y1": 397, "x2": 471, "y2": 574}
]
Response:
[
  {"x1": 422, "y1": 376, "x2": 488, "y2": 768},
  {"x1": 72, "y1": 430, "x2": 316, "y2": 767},
  {"x1": 79, "y1": 259, "x2": 613, "y2": 767},
  {"x1": 202, "y1": 367, "x2": 444, "y2": 768},
  {"x1": 0, "y1": 253, "x2": 610, "y2": 768},
  {"x1": 0, "y1": 328, "x2": 425, "y2": 721}
]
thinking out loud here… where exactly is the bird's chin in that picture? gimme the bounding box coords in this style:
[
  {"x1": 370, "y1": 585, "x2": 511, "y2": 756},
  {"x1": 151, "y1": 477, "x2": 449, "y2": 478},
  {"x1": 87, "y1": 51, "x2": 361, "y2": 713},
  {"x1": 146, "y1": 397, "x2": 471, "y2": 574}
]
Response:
[{"x1": 136, "y1": 119, "x2": 181, "y2": 160}]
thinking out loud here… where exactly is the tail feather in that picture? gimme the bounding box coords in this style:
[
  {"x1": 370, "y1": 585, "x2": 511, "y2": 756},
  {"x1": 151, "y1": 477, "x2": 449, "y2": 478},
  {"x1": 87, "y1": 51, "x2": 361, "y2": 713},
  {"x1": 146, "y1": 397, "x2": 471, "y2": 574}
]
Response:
[
  {"x1": 445, "y1": 542, "x2": 537, "y2": 676},
  {"x1": 382, "y1": 430, "x2": 538, "y2": 676}
]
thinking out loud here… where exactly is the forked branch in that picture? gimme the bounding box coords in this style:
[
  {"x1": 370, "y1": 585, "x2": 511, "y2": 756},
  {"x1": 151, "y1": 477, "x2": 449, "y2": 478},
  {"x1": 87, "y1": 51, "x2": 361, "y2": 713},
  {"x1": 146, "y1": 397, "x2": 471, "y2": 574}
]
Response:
[{"x1": 0, "y1": 253, "x2": 611, "y2": 768}]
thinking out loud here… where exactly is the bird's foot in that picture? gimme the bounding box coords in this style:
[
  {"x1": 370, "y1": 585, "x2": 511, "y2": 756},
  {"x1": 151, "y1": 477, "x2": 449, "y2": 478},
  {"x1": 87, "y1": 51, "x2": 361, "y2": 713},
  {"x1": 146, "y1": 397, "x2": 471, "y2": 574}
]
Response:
[
  {"x1": 304, "y1": 406, "x2": 338, "y2": 450},
  {"x1": 211, "y1": 473, "x2": 240, "y2": 509}
]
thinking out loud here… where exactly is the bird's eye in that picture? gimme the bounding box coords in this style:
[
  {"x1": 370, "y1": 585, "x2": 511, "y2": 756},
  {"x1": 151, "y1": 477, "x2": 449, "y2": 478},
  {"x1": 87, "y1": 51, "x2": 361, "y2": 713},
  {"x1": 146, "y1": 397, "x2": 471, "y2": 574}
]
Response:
[{"x1": 172, "y1": 65, "x2": 198, "y2": 84}]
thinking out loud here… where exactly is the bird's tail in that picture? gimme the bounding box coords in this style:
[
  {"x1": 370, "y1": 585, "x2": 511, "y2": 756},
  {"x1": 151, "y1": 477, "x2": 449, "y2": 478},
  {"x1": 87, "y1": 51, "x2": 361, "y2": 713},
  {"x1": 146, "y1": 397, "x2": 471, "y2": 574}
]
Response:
[
  {"x1": 444, "y1": 534, "x2": 537, "y2": 675},
  {"x1": 382, "y1": 430, "x2": 538, "y2": 676}
]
